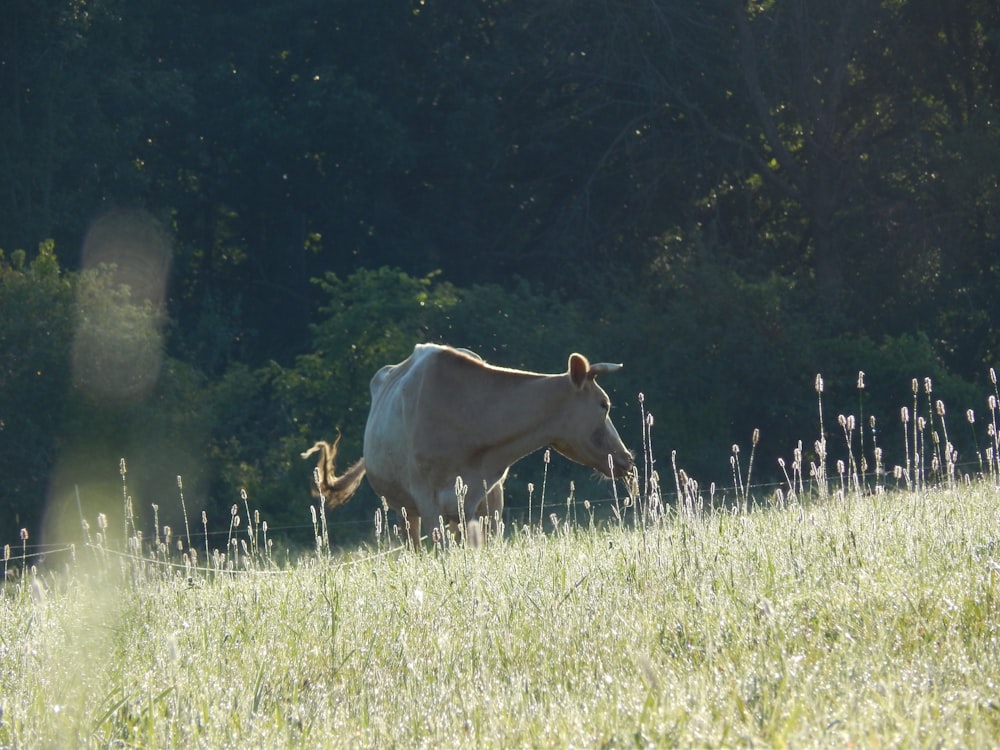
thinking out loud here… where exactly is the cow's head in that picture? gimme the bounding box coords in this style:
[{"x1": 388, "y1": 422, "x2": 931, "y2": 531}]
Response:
[{"x1": 550, "y1": 353, "x2": 634, "y2": 478}]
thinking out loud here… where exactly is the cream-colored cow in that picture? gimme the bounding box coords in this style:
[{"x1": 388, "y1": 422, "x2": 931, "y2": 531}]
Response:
[{"x1": 303, "y1": 343, "x2": 633, "y2": 547}]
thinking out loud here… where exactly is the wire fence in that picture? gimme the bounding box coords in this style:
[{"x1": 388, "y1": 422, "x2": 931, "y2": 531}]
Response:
[{"x1": 5, "y1": 450, "x2": 995, "y2": 580}]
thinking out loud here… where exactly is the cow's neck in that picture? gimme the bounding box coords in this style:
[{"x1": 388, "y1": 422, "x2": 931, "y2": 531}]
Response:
[{"x1": 470, "y1": 369, "x2": 568, "y2": 473}]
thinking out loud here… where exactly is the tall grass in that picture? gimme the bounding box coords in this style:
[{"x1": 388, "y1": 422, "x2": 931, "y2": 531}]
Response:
[{"x1": 3, "y1": 371, "x2": 1000, "y2": 747}]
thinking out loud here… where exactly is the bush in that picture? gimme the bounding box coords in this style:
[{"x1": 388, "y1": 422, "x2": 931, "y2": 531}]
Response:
[
  {"x1": 0, "y1": 241, "x2": 214, "y2": 548},
  {"x1": 0, "y1": 242, "x2": 74, "y2": 540}
]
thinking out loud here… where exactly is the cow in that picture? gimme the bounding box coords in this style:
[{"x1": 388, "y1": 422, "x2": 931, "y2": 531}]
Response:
[{"x1": 303, "y1": 343, "x2": 633, "y2": 547}]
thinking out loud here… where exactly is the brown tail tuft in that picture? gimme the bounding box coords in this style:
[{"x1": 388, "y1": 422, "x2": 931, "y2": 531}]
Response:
[{"x1": 302, "y1": 434, "x2": 367, "y2": 509}]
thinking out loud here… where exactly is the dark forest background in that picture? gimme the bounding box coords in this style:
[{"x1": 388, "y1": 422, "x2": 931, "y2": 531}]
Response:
[{"x1": 2, "y1": 0, "x2": 999, "y2": 547}]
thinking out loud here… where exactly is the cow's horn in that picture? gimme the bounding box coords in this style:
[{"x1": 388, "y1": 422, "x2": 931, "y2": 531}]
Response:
[{"x1": 589, "y1": 362, "x2": 623, "y2": 377}]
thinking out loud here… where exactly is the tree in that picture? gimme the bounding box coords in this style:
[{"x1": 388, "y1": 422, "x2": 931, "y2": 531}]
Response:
[{"x1": 0, "y1": 0, "x2": 186, "y2": 253}]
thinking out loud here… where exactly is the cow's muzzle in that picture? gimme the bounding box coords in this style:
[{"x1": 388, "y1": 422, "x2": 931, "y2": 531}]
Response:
[{"x1": 607, "y1": 451, "x2": 635, "y2": 479}]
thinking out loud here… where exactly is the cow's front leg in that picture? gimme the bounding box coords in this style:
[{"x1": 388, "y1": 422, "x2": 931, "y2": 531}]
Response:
[{"x1": 462, "y1": 479, "x2": 502, "y2": 545}]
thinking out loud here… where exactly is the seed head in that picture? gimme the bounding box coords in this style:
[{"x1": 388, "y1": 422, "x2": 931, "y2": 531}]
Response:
[{"x1": 815, "y1": 374, "x2": 824, "y2": 394}]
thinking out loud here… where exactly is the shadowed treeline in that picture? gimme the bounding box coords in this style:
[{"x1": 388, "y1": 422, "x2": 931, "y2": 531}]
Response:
[{"x1": 2, "y1": 1, "x2": 999, "y2": 543}]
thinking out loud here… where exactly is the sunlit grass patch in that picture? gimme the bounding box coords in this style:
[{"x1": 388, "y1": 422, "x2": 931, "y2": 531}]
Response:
[{"x1": 3, "y1": 480, "x2": 1000, "y2": 747}]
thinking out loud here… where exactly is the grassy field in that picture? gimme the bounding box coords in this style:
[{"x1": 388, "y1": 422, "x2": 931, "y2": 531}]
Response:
[{"x1": 3, "y1": 474, "x2": 1000, "y2": 748}]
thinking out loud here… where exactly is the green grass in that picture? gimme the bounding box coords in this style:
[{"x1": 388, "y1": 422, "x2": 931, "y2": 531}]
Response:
[{"x1": 3, "y1": 479, "x2": 1000, "y2": 748}]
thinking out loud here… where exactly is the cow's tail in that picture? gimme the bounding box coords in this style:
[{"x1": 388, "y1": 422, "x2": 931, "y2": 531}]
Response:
[
  {"x1": 322, "y1": 457, "x2": 366, "y2": 509},
  {"x1": 302, "y1": 436, "x2": 367, "y2": 509}
]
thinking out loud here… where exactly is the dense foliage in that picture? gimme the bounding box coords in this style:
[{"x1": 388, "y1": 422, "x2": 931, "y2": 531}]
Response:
[{"x1": 2, "y1": 0, "x2": 999, "y2": 543}]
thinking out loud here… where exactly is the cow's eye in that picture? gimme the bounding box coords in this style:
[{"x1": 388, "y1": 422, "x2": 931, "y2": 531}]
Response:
[{"x1": 600, "y1": 400, "x2": 610, "y2": 412}]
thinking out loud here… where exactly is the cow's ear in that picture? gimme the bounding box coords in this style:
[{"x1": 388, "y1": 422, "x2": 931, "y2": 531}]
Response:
[{"x1": 568, "y1": 353, "x2": 590, "y2": 388}]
